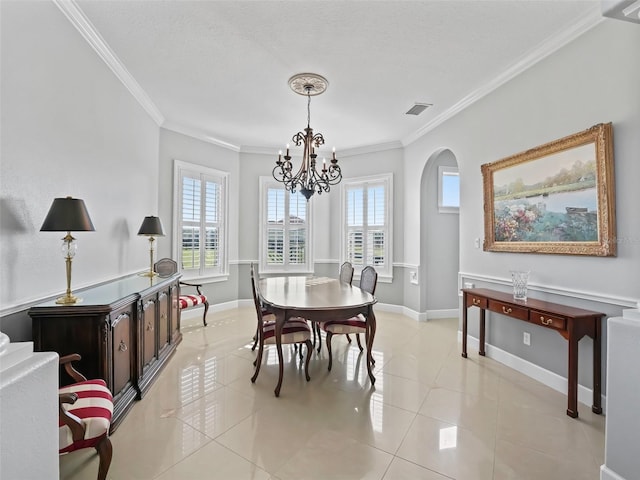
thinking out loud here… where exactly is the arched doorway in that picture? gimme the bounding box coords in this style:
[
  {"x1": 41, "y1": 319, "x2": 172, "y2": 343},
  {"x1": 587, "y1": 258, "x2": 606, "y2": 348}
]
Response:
[{"x1": 419, "y1": 148, "x2": 460, "y2": 317}]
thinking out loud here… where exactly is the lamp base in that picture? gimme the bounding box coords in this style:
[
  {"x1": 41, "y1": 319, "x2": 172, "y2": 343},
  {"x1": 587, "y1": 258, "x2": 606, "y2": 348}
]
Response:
[
  {"x1": 55, "y1": 294, "x2": 82, "y2": 305},
  {"x1": 139, "y1": 270, "x2": 158, "y2": 278}
]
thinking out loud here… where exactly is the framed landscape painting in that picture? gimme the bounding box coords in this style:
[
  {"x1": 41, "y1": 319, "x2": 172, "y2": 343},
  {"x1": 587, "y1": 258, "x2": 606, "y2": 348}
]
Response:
[{"x1": 482, "y1": 123, "x2": 616, "y2": 256}]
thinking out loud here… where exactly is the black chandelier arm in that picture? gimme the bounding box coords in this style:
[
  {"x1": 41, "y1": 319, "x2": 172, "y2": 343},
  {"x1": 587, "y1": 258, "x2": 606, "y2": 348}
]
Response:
[
  {"x1": 291, "y1": 131, "x2": 306, "y2": 146},
  {"x1": 325, "y1": 164, "x2": 342, "y2": 185}
]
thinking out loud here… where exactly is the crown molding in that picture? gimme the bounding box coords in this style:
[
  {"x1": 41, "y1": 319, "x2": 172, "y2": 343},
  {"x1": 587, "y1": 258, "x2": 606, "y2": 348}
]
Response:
[
  {"x1": 53, "y1": 0, "x2": 165, "y2": 126},
  {"x1": 339, "y1": 141, "x2": 403, "y2": 158},
  {"x1": 240, "y1": 141, "x2": 403, "y2": 157},
  {"x1": 402, "y1": 8, "x2": 604, "y2": 146},
  {"x1": 161, "y1": 122, "x2": 240, "y2": 152}
]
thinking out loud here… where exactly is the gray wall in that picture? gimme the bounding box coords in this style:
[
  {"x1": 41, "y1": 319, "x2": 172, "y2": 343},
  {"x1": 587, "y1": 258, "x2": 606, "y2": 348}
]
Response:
[
  {"x1": 0, "y1": 1, "x2": 160, "y2": 340},
  {"x1": 157, "y1": 128, "x2": 241, "y2": 305},
  {"x1": 404, "y1": 19, "x2": 640, "y2": 390}
]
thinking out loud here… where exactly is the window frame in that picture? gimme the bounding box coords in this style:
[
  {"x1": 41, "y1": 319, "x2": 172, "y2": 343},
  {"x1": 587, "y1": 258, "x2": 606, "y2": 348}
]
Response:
[
  {"x1": 259, "y1": 177, "x2": 314, "y2": 274},
  {"x1": 340, "y1": 173, "x2": 393, "y2": 282},
  {"x1": 438, "y1": 165, "x2": 460, "y2": 214},
  {"x1": 173, "y1": 159, "x2": 229, "y2": 281}
]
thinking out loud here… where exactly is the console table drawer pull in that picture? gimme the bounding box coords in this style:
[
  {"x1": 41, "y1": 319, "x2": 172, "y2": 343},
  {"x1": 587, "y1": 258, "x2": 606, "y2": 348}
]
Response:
[
  {"x1": 541, "y1": 316, "x2": 553, "y2": 325},
  {"x1": 119, "y1": 340, "x2": 128, "y2": 352},
  {"x1": 503, "y1": 306, "x2": 512, "y2": 314},
  {"x1": 473, "y1": 298, "x2": 480, "y2": 305}
]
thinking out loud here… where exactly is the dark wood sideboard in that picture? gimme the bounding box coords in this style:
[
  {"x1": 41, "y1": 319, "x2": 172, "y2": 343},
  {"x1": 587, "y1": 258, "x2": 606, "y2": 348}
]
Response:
[
  {"x1": 461, "y1": 288, "x2": 603, "y2": 418},
  {"x1": 29, "y1": 273, "x2": 182, "y2": 431}
]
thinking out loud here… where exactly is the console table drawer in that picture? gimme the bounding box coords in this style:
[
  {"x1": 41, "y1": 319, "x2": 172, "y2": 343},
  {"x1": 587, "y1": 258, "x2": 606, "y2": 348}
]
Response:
[
  {"x1": 466, "y1": 294, "x2": 487, "y2": 309},
  {"x1": 488, "y1": 300, "x2": 528, "y2": 321},
  {"x1": 530, "y1": 310, "x2": 567, "y2": 331}
]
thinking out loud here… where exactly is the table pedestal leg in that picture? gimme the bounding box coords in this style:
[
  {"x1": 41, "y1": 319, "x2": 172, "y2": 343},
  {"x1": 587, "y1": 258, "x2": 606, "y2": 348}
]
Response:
[
  {"x1": 366, "y1": 308, "x2": 377, "y2": 385},
  {"x1": 274, "y1": 311, "x2": 285, "y2": 397}
]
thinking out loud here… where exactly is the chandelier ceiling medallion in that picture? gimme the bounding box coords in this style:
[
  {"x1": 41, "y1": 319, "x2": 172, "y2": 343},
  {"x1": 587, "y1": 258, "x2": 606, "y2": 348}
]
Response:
[{"x1": 273, "y1": 73, "x2": 342, "y2": 200}]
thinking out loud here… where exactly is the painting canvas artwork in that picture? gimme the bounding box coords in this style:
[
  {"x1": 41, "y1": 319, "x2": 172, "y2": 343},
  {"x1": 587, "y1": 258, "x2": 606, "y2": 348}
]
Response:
[{"x1": 482, "y1": 123, "x2": 616, "y2": 256}]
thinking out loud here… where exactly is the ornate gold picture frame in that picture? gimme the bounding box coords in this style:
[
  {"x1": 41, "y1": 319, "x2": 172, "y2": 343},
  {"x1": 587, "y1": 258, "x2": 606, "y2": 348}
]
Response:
[{"x1": 482, "y1": 123, "x2": 616, "y2": 256}]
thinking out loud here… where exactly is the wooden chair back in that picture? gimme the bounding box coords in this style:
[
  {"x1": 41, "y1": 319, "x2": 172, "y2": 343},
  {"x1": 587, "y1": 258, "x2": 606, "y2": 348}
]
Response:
[
  {"x1": 339, "y1": 261, "x2": 354, "y2": 285},
  {"x1": 359, "y1": 266, "x2": 378, "y2": 295}
]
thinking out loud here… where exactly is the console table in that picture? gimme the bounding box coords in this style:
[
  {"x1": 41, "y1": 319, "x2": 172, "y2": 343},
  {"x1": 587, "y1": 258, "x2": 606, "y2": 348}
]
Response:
[
  {"x1": 29, "y1": 273, "x2": 182, "y2": 431},
  {"x1": 461, "y1": 288, "x2": 603, "y2": 418}
]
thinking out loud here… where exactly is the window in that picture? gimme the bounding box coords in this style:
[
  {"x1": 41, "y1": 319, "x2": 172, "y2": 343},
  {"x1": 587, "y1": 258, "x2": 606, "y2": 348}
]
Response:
[
  {"x1": 342, "y1": 173, "x2": 393, "y2": 280},
  {"x1": 438, "y1": 166, "x2": 459, "y2": 213},
  {"x1": 259, "y1": 179, "x2": 312, "y2": 273},
  {"x1": 173, "y1": 160, "x2": 228, "y2": 279}
]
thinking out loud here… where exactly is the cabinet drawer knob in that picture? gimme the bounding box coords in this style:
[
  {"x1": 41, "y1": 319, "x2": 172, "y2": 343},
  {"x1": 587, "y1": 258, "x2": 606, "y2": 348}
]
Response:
[
  {"x1": 472, "y1": 298, "x2": 480, "y2": 305},
  {"x1": 502, "y1": 306, "x2": 512, "y2": 314},
  {"x1": 541, "y1": 317, "x2": 553, "y2": 325},
  {"x1": 118, "y1": 340, "x2": 128, "y2": 352}
]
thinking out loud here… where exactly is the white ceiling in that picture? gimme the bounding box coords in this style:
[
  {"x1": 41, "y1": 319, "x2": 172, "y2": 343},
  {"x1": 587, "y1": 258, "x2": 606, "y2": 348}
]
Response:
[{"x1": 69, "y1": 0, "x2": 604, "y2": 154}]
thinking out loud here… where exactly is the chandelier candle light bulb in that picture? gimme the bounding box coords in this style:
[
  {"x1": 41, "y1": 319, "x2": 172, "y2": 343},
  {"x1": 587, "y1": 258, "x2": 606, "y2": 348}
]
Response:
[{"x1": 273, "y1": 73, "x2": 342, "y2": 200}]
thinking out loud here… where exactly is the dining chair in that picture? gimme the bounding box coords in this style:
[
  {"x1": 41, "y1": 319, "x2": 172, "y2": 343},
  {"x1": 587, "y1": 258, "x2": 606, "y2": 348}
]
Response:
[
  {"x1": 154, "y1": 257, "x2": 209, "y2": 326},
  {"x1": 250, "y1": 263, "x2": 313, "y2": 390},
  {"x1": 321, "y1": 265, "x2": 378, "y2": 371},
  {"x1": 314, "y1": 261, "x2": 355, "y2": 352},
  {"x1": 58, "y1": 354, "x2": 113, "y2": 480}
]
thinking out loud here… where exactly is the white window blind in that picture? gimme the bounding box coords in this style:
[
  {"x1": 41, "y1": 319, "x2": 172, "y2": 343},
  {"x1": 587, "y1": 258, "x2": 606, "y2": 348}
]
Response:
[
  {"x1": 342, "y1": 174, "x2": 392, "y2": 279},
  {"x1": 174, "y1": 161, "x2": 228, "y2": 278},
  {"x1": 260, "y1": 179, "x2": 312, "y2": 273}
]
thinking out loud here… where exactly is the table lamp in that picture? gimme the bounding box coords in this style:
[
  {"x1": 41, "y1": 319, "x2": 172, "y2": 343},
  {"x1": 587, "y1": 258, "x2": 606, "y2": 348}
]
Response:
[
  {"x1": 137, "y1": 216, "x2": 165, "y2": 277},
  {"x1": 40, "y1": 196, "x2": 95, "y2": 304}
]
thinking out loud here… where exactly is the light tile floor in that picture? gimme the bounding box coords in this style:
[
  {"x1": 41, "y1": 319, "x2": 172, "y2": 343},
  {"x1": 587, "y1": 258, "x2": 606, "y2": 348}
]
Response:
[{"x1": 60, "y1": 308, "x2": 604, "y2": 480}]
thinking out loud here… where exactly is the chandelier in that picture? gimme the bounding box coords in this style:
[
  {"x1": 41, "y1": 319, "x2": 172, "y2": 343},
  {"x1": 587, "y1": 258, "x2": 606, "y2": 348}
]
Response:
[{"x1": 273, "y1": 73, "x2": 342, "y2": 200}]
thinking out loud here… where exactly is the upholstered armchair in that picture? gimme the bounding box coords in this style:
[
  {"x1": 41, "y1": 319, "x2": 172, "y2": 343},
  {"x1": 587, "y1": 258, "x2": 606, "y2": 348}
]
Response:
[{"x1": 58, "y1": 354, "x2": 113, "y2": 480}]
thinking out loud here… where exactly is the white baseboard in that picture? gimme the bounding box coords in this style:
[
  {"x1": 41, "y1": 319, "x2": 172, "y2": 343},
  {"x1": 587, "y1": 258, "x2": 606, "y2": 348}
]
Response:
[
  {"x1": 426, "y1": 308, "x2": 458, "y2": 320},
  {"x1": 458, "y1": 331, "x2": 607, "y2": 413},
  {"x1": 600, "y1": 465, "x2": 627, "y2": 480}
]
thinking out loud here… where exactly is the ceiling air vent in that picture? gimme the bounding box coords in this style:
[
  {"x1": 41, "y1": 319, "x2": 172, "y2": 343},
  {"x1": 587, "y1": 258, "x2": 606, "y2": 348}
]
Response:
[{"x1": 405, "y1": 103, "x2": 432, "y2": 116}]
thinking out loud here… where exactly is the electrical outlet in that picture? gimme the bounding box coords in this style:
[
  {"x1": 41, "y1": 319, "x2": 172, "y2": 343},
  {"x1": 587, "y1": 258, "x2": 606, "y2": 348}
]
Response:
[
  {"x1": 464, "y1": 282, "x2": 475, "y2": 289},
  {"x1": 474, "y1": 238, "x2": 481, "y2": 249},
  {"x1": 523, "y1": 332, "x2": 531, "y2": 346}
]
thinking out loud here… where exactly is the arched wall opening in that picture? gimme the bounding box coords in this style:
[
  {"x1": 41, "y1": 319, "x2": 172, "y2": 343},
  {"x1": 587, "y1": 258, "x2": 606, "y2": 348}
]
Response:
[{"x1": 419, "y1": 148, "x2": 460, "y2": 317}]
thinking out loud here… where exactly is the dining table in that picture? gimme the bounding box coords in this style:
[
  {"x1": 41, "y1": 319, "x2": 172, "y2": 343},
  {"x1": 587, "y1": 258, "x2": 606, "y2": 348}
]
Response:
[{"x1": 257, "y1": 276, "x2": 378, "y2": 396}]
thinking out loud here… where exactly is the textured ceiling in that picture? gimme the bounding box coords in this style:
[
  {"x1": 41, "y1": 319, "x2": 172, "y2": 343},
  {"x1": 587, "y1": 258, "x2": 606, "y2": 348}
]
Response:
[{"x1": 72, "y1": 0, "x2": 603, "y2": 153}]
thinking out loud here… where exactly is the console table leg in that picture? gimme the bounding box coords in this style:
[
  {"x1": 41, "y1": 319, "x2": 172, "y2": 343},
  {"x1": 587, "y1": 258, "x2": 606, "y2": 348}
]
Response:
[
  {"x1": 567, "y1": 331, "x2": 579, "y2": 418},
  {"x1": 462, "y1": 298, "x2": 468, "y2": 358},
  {"x1": 592, "y1": 316, "x2": 603, "y2": 414},
  {"x1": 479, "y1": 309, "x2": 486, "y2": 356}
]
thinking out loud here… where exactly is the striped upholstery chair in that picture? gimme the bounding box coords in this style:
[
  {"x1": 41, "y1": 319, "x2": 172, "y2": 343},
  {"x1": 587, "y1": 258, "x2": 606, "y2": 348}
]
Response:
[
  {"x1": 155, "y1": 258, "x2": 209, "y2": 326},
  {"x1": 322, "y1": 265, "x2": 378, "y2": 371},
  {"x1": 58, "y1": 354, "x2": 113, "y2": 480}
]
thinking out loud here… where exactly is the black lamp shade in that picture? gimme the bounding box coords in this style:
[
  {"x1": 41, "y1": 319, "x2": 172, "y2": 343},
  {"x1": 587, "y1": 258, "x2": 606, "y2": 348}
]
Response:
[
  {"x1": 40, "y1": 197, "x2": 95, "y2": 232},
  {"x1": 137, "y1": 216, "x2": 165, "y2": 236}
]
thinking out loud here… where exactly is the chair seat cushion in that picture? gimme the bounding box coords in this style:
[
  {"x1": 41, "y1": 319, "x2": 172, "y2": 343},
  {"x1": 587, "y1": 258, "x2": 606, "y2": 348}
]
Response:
[
  {"x1": 322, "y1": 316, "x2": 367, "y2": 335},
  {"x1": 59, "y1": 379, "x2": 113, "y2": 453},
  {"x1": 263, "y1": 318, "x2": 311, "y2": 344},
  {"x1": 179, "y1": 294, "x2": 207, "y2": 309}
]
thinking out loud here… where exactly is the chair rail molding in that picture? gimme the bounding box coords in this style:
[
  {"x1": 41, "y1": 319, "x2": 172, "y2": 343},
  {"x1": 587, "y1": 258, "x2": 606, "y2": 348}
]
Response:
[{"x1": 458, "y1": 271, "x2": 637, "y2": 309}]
